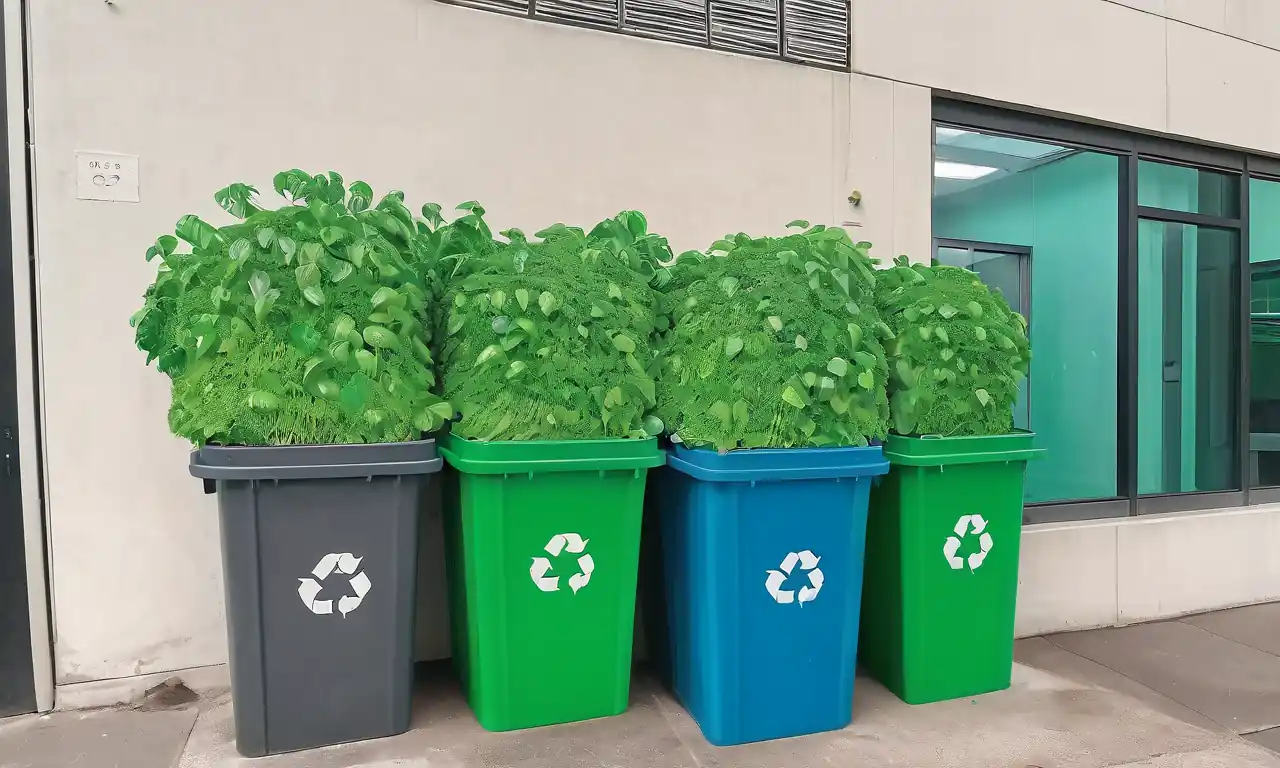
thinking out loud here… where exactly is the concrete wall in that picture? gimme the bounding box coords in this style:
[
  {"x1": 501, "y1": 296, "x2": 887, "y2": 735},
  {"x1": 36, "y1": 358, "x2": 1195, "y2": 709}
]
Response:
[
  {"x1": 26, "y1": 0, "x2": 928, "y2": 699},
  {"x1": 23, "y1": 0, "x2": 1280, "y2": 705},
  {"x1": 853, "y1": 0, "x2": 1280, "y2": 156}
]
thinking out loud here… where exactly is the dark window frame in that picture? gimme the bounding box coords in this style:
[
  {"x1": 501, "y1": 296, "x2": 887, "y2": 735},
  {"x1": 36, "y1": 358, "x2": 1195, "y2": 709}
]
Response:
[{"x1": 933, "y1": 96, "x2": 1278, "y2": 523}]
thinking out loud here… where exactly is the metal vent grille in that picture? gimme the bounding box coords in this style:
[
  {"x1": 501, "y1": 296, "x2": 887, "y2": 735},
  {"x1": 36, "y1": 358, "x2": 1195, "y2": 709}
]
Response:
[
  {"x1": 622, "y1": 0, "x2": 708, "y2": 45},
  {"x1": 709, "y1": 0, "x2": 779, "y2": 55},
  {"x1": 783, "y1": 0, "x2": 847, "y2": 66},
  {"x1": 442, "y1": 0, "x2": 846, "y2": 70},
  {"x1": 535, "y1": 0, "x2": 620, "y2": 29}
]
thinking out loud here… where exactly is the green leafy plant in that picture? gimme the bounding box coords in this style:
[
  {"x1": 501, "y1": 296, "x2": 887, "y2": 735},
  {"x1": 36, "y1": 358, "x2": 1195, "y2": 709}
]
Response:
[
  {"x1": 436, "y1": 211, "x2": 671, "y2": 441},
  {"x1": 655, "y1": 222, "x2": 892, "y2": 451},
  {"x1": 131, "y1": 169, "x2": 454, "y2": 446},
  {"x1": 875, "y1": 256, "x2": 1030, "y2": 437}
]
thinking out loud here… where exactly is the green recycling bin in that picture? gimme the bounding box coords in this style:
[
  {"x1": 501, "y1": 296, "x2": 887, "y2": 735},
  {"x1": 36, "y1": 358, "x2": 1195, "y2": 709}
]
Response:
[
  {"x1": 859, "y1": 432, "x2": 1043, "y2": 705},
  {"x1": 440, "y1": 435, "x2": 665, "y2": 731}
]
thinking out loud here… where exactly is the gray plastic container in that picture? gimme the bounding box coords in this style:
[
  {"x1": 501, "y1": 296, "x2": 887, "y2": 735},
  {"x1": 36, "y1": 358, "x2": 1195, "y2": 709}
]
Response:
[{"x1": 191, "y1": 440, "x2": 442, "y2": 758}]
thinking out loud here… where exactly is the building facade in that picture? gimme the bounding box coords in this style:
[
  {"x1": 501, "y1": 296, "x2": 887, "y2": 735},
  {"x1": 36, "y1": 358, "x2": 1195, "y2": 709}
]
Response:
[{"x1": 4, "y1": 0, "x2": 1280, "y2": 712}]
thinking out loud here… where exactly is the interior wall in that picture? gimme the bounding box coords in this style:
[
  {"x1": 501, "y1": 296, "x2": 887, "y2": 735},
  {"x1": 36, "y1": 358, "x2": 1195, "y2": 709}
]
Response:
[
  {"x1": 27, "y1": 0, "x2": 928, "y2": 686},
  {"x1": 933, "y1": 152, "x2": 1120, "y2": 503}
]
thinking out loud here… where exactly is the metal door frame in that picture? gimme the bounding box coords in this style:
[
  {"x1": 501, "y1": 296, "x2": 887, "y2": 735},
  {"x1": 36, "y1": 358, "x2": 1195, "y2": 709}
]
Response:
[{"x1": 3, "y1": 0, "x2": 51, "y2": 714}]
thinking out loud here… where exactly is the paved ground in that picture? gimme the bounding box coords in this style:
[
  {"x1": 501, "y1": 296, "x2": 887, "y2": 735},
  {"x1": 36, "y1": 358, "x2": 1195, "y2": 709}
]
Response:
[{"x1": 6, "y1": 603, "x2": 1280, "y2": 767}]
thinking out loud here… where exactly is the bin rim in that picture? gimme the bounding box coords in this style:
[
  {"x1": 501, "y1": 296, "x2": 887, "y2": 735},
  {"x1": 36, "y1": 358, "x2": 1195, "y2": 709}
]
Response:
[
  {"x1": 189, "y1": 439, "x2": 443, "y2": 481},
  {"x1": 665, "y1": 443, "x2": 889, "y2": 483},
  {"x1": 883, "y1": 430, "x2": 1045, "y2": 467},
  {"x1": 439, "y1": 434, "x2": 665, "y2": 475}
]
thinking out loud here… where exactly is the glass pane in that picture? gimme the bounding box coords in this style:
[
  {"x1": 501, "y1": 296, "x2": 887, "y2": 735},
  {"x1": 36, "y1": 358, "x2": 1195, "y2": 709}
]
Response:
[
  {"x1": 1138, "y1": 160, "x2": 1240, "y2": 218},
  {"x1": 933, "y1": 125, "x2": 1120, "y2": 504},
  {"x1": 1249, "y1": 177, "x2": 1280, "y2": 487},
  {"x1": 1137, "y1": 221, "x2": 1240, "y2": 494}
]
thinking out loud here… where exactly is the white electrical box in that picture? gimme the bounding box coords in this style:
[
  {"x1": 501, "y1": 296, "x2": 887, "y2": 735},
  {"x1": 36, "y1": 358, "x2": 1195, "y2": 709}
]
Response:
[{"x1": 75, "y1": 151, "x2": 140, "y2": 203}]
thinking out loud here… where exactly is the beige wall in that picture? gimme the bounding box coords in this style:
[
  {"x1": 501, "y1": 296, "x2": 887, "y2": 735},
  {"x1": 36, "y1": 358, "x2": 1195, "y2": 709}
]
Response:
[
  {"x1": 28, "y1": 0, "x2": 927, "y2": 692},
  {"x1": 853, "y1": 0, "x2": 1280, "y2": 155},
  {"x1": 26, "y1": 0, "x2": 1280, "y2": 698}
]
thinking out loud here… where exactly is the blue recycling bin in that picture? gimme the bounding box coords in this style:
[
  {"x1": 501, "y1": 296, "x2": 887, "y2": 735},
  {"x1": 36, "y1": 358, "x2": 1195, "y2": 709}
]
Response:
[{"x1": 649, "y1": 445, "x2": 889, "y2": 746}]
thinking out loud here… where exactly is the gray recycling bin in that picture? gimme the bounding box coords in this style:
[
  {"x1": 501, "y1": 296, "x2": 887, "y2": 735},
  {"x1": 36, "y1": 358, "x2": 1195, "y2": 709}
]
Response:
[{"x1": 190, "y1": 441, "x2": 441, "y2": 757}]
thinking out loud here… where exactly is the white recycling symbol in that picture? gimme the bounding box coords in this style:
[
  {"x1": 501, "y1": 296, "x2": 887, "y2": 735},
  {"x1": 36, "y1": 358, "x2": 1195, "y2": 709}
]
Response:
[
  {"x1": 765, "y1": 550, "x2": 824, "y2": 605},
  {"x1": 529, "y1": 533, "x2": 595, "y2": 594},
  {"x1": 297, "y1": 553, "x2": 371, "y2": 617},
  {"x1": 943, "y1": 514, "x2": 994, "y2": 571}
]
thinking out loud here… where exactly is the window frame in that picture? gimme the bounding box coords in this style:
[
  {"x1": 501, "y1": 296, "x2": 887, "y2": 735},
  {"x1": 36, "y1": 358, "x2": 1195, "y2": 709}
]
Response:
[{"x1": 933, "y1": 97, "x2": 1279, "y2": 523}]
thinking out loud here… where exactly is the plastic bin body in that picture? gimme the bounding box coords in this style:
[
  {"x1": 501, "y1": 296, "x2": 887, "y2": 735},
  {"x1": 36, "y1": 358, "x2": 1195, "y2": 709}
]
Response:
[
  {"x1": 190, "y1": 441, "x2": 440, "y2": 757},
  {"x1": 439, "y1": 436, "x2": 665, "y2": 732},
  {"x1": 652, "y1": 445, "x2": 889, "y2": 746},
  {"x1": 859, "y1": 432, "x2": 1043, "y2": 705}
]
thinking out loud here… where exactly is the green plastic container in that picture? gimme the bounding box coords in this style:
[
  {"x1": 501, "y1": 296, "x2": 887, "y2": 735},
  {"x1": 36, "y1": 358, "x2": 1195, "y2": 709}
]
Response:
[
  {"x1": 439, "y1": 435, "x2": 665, "y2": 731},
  {"x1": 859, "y1": 432, "x2": 1044, "y2": 705}
]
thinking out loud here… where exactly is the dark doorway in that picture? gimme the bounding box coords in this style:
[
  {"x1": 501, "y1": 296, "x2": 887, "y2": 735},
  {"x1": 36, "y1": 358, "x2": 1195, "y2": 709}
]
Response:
[{"x1": 0, "y1": 2, "x2": 36, "y2": 717}]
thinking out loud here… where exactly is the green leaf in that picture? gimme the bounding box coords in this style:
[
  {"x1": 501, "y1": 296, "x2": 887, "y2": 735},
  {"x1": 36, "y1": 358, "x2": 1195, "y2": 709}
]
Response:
[
  {"x1": 355, "y1": 349, "x2": 378, "y2": 377},
  {"x1": 295, "y1": 263, "x2": 321, "y2": 290},
  {"x1": 967, "y1": 301, "x2": 984, "y2": 318},
  {"x1": 975, "y1": 388, "x2": 991, "y2": 407},
  {"x1": 827, "y1": 357, "x2": 849, "y2": 377},
  {"x1": 709, "y1": 400, "x2": 733, "y2": 426},
  {"x1": 938, "y1": 304, "x2": 958, "y2": 319},
  {"x1": 248, "y1": 271, "x2": 271, "y2": 300},
  {"x1": 975, "y1": 326, "x2": 988, "y2": 341},
  {"x1": 613, "y1": 334, "x2": 637, "y2": 354},
  {"x1": 642, "y1": 415, "x2": 664, "y2": 437},
  {"x1": 257, "y1": 228, "x2": 276, "y2": 249},
  {"x1": 327, "y1": 259, "x2": 353, "y2": 283},
  {"x1": 505, "y1": 360, "x2": 527, "y2": 379},
  {"x1": 300, "y1": 242, "x2": 323, "y2": 265},
  {"x1": 247, "y1": 391, "x2": 280, "y2": 411},
  {"x1": 491, "y1": 290, "x2": 507, "y2": 309},
  {"x1": 786, "y1": 219, "x2": 810, "y2": 229},
  {"x1": 795, "y1": 335, "x2": 808, "y2": 351},
  {"x1": 370, "y1": 287, "x2": 401, "y2": 310},
  {"x1": 725, "y1": 336, "x2": 744, "y2": 359},
  {"x1": 288, "y1": 322, "x2": 321, "y2": 354},
  {"x1": 473, "y1": 344, "x2": 502, "y2": 368},
  {"x1": 781, "y1": 386, "x2": 806, "y2": 409},
  {"x1": 339, "y1": 374, "x2": 370, "y2": 415},
  {"x1": 577, "y1": 325, "x2": 589, "y2": 338},
  {"x1": 539, "y1": 291, "x2": 556, "y2": 316},
  {"x1": 363, "y1": 325, "x2": 398, "y2": 349},
  {"x1": 732, "y1": 399, "x2": 749, "y2": 426},
  {"x1": 302, "y1": 285, "x2": 326, "y2": 307},
  {"x1": 767, "y1": 316, "x2": 783, "y2": 332},
  {"x1": 516, "y1": 288, "x2": 530, "y2": 311},
  {"x1": 857, "y1": 370, "x2": 875, "y2": 390},
  {"x1": 229, "y1": 238, "x2": 251, "y2": 262}
]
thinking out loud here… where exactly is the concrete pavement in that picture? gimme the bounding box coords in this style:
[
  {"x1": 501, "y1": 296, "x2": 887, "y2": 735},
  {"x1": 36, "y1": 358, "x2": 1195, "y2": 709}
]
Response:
[{"x1": 5, "y1": 603, "x2": 1280, "y2": 768}]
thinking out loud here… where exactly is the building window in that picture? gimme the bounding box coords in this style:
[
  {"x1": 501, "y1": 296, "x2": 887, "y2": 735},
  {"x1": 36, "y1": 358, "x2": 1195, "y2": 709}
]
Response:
[
  {"x1": 932, "y1": 126, "x2": 1121, "y2": 510},
  {"x1": 933, "y1": 99, "x2": 1261, "y2": 523},
  {"x1": 437, "y1": 0, "x2": 849, "y2": 69},
  {"x1": 1250, "y1": 177, "x2": 1280, "y2": 489}
]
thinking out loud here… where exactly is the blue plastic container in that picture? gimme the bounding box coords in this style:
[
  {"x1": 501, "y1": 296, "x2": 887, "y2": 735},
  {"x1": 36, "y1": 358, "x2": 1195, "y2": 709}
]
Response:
[{"x1": 649, "y1": 445, "x2": 889, "y2": 746}]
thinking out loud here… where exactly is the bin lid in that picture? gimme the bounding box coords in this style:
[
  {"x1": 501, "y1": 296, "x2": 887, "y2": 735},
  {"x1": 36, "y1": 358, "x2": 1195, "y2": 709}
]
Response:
[
  {"x1": 665, "y1": 444, "x2": 889, "y2": 483},
  {"x1": 439, "y1": 434, "x2": 665, "y2": 475},
  {"x1": 189, "y1": 440, "x2": 442, "y2": 481},
  {"x1": 882, "y1": 431, "x2": 1045, "y2": 467}
]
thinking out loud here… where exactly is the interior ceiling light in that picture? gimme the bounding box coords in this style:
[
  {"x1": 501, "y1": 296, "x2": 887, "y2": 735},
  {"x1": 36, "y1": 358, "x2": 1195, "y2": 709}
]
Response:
[
  {"x1": 934, "y1": 160, "x2": 999, "y2": 180},
  {"x1": 935, "y1": 126, "x2": 970, "y2": 140}
]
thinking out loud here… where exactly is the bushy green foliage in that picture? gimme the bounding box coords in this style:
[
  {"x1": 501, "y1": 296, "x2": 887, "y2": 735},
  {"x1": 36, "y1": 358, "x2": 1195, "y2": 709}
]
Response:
[
  {"x1": 436, "y1": 212, "x2": 671, "y2": 441},
  {"x1": 875, "y1": 256, "x2": 1030, "y2": 437},
  {"x1": 655, "y1": 223, "x2": 892, "y2": 450},
  {"x1": 131, "y1": 170, "x2": 454, "y2": 446}
]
